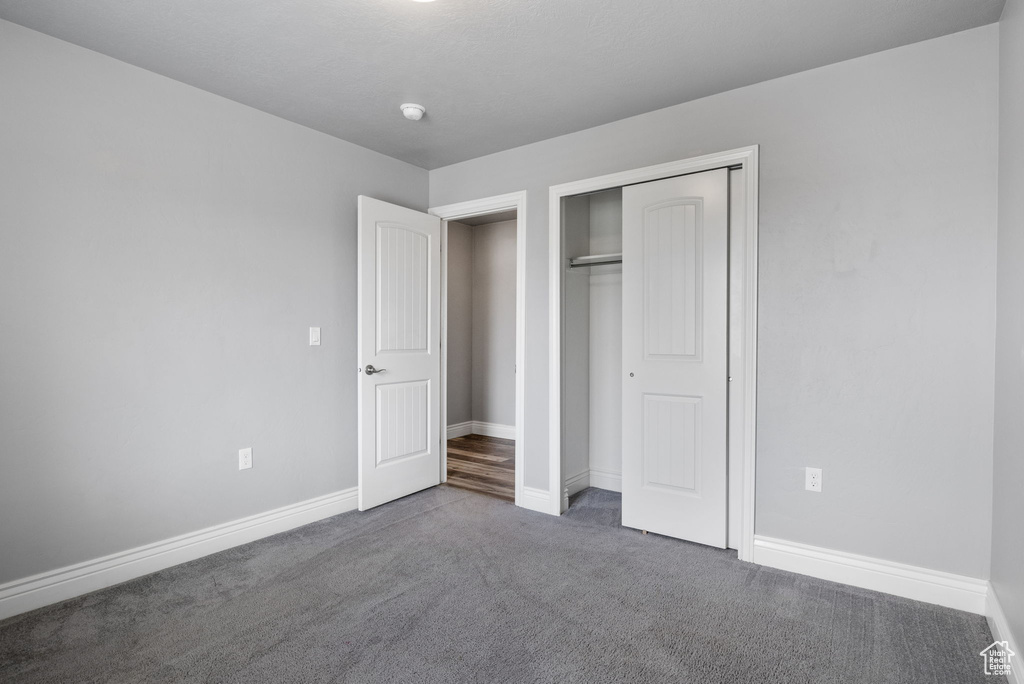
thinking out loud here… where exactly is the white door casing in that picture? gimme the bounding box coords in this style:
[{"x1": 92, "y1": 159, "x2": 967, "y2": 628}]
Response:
[
  {"x1": 621, "y1": 169, "x2": 729, "y2": 548},
  {"x1": 429, "y1": 191, "x2": 528, "y2": 508},
  {"x1": 357, "y1": 196, "x2": 442, "y2": 511},
  {"x1": 727, "y1": 167, "x2": 746, "y2": 548}
]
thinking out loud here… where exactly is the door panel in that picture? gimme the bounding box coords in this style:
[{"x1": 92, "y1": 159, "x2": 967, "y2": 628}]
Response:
[
  {"x1": 644, "y1": 201, "x2": 702, "y2": 359},
  {"x1": 643, "y1": 394, "x2": 700, "y2": 493},
  {"x1": 358, "y1": 196, "x2": 441, "y2": 511},
  {"x1": 377, "y1": 224, "x2": 430, "y2": 353},
  {"x1": 376, "y1": 380, "x2": 430, "y2": 465},
  {"x1": 621, "y1": 169, "x2": 729, "y2": 548}
]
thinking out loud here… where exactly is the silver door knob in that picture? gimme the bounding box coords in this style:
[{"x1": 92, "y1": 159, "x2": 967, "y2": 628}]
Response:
[{"x1": 364, "y1": 364, "x2": 386, "y2": 375}]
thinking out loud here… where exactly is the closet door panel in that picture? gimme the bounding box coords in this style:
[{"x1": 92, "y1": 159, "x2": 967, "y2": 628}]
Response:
[{"x1": 621, "y1": 169, "x2": 728, "y2": 548}]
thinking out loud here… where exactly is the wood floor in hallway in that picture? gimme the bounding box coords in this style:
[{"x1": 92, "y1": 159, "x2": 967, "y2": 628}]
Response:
[{"x1": 446, "y1": 434, "x2": 515, "y2": 502}]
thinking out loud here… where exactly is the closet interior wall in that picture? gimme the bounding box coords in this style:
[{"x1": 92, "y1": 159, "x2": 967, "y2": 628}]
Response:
[{"x1": 562, "y1": 188, "x2": 624, "y2": 499}]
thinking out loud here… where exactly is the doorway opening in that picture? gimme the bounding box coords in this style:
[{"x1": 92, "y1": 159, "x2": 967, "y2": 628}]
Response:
[
  {"x1": 560, "y1": 186, "x2": 624, "y2": 518},
  {"x1": 431, "y1": 193, "x2": 527, "y2": 507},
  {"x1": 444, "y1": 211, "x2": 517, "y2": 501}
]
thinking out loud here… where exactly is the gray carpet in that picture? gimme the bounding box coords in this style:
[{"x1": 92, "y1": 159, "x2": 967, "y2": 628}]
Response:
[
  {"x1": 565, "y1": 486, "x2": 624, "y2": 528},
  {"x1": 0, "y1": 486, "x2": 995, "y2": 683}
]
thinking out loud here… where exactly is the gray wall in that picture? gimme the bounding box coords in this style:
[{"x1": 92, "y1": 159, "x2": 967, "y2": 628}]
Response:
[
  {"x1": 471, "y1": 220, "x2": 517, "y2": 427},
  {"x1": 587, "y1": 190, "x2": 623, "y2": 482},
  {"x1": 445, "y1": 219, "x2": 517, "y2": 429},
  {"x1": 0, "y1": 20, "x2": 428, "y2": 585},
  {"x1": 446, "y1": 222, "x2": 473, "y2": 426},
  {"x1": 430, "y1": 26, "x2": 999, "y2": 578},
  {"x1": 993, "y1": 0, "x2": 1024, "y2": 649}
]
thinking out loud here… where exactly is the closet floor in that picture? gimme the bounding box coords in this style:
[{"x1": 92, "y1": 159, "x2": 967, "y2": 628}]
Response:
[{"x1": 445, "y1": 434, "x2": 514, "y2": 502}]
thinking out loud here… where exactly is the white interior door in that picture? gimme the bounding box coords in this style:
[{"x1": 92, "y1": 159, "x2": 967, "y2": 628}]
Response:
[
  {"x1": 357, "y1": 196, "x2": 441, "y2": 511},
  {"x1": 621, "y1": 169, "x2": 729, "y2": 548}
]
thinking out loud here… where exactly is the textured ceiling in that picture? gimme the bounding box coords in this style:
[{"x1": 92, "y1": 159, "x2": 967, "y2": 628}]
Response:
[{"x1": 0, "y1": 0, "x2": 1005, "y2": 169}]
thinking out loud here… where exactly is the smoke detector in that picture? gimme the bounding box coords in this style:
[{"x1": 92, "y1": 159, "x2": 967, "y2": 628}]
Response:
[{"x1": 401, "y1": 103, "x2": 425, "y2": 121}]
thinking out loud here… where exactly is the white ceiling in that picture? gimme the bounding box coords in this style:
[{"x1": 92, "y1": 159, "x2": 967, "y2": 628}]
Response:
[{"x1": 0, "y1": 0, "x2": 1005, "y2": 170}]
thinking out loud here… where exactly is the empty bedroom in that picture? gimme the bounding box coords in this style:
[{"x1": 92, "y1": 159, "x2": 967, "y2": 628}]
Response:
[{"x1": 0, "y1": 0, "x2": 1022, "y2": 682}]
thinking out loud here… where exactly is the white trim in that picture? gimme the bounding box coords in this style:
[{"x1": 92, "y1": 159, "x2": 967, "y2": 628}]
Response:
[
  {"x1": 430, "y1": 191, "x2": 527, "y2": 510},
  {"x1": 468, "y1": 421, "x2": 516, "y2": 440},
  {"x1": 439, "y1": 217, "x2": 449, "y2": 483},
  {"x1": 588, "y1": 467, "x2": 622, "y2": 493},
  {"x1": 447, "y1": 421, "x2": 516, "y2": 440},
  {"x1": 548, "y1": 146, "x2": 760, "y2": 554},
  {"x1": 752, "y1": 535, "x2": 988, "y2": 615},
  {"x1": 988, "y1": 584, "x2": 1024, "y2": 684},
  {"x1": 519, "y1": 486, "x2": 552, "y2": 514},
  {"x1": 0, "y1": 488, "x2": 358, "y2": 621},
  {"x1": 548, "y1": 178, "x2": 563, "y2": 517},
  {"x1": 737, "y1": 149, "x2": 759, "y2": 563},
  {"x1": 565, "y1": 470, "x2": 590, "y2": 497},
  {"x1": 446, "y1": 421, "x2": 474, "y2": 439}
]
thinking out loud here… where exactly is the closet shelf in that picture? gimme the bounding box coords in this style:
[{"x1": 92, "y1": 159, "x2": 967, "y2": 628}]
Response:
[{"x1": 568, "y1": 253, "x2": 623, "y2": 269}]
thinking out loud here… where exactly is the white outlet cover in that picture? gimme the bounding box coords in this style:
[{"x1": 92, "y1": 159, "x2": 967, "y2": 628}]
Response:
[
  {"x1": 805, "y1": 467, "x2": 822, "y2": 492},
  {"x1": 239, "y1": 447, "x2": 253, "y2": 470},
  {"x1": 309, "y1": 327, "x2": 321, "y2": 346}
]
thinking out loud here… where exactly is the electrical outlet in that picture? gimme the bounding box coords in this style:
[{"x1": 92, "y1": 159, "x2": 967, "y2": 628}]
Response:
[
  {"x1": 805, "y1": 467, "x2": 822, "y2": 492},
  {"x1": 309, "y1": 327, "x2": 321, "y2": 346},
  {"x1": 239, "y1": 447, "x2": 252, "y2": 470}
]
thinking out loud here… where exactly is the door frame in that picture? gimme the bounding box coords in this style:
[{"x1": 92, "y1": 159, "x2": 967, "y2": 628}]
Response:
[
  {"x1": 547, "y1": 146, "x2": 759, "y2": 562},
  {"x1": 429, "y1": 191, "x2": 527, "y2": 507}
]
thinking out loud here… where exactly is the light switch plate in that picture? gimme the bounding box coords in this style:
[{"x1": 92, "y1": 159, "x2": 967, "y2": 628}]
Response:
[
  {"x1": 239, "y1": 447, "x2": 252, "y2": 470},
  {"x1": 309, "y1": 327, "x2": 321, "y2": 346}
]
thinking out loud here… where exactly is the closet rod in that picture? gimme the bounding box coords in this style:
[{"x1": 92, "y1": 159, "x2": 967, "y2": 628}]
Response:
[{"x1": 568, "y1": 253, "x2": 623, "y2": 269}]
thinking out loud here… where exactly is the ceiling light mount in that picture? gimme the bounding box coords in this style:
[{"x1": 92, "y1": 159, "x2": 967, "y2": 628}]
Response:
[{"x1": 401, "y1": 103, "x2": 425, "y2": 121}]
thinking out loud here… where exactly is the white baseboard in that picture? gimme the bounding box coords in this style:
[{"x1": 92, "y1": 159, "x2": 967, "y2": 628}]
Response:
[
  {"x1": 565, "y1": 470, "x2": 590, "y2": 497},
  {"x1": 520, "y1": 486, "x2": 557, "y2": 515},
  {"x1": 987, "y1": 584, "x2": 1023, "y2": 684},
  {"x1": 469, "y1": 421, "x2": 515, "y2": 439},
  {"x1": 446, "y1": 421, "x2": 473, "y2": 439},
  {"x1": 446, "y1": 421, "x2": 515, "y2": 440},
  {"x1": 0, "y1": 488, "x2": 358, "y2": 622},
  {"x1": 752, "y1": 535, "x2": 988, "y2": 615},
  {"x1": 589, "y1": 467, "x2": 622, "y2": 493}
]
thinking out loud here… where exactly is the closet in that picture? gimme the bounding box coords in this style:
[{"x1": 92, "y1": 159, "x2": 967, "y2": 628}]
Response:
[
  {"x1": 562, "y1": 187, "x2": 624, "y2": 500},
  {"x1": 559, "y1": 167, "x2": 742, "y2": 550}
]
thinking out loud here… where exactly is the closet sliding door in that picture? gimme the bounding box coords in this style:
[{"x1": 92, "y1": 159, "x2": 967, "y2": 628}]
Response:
[{"x1": 621, "y1": 169, "x2": 729, "y2": 548}]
